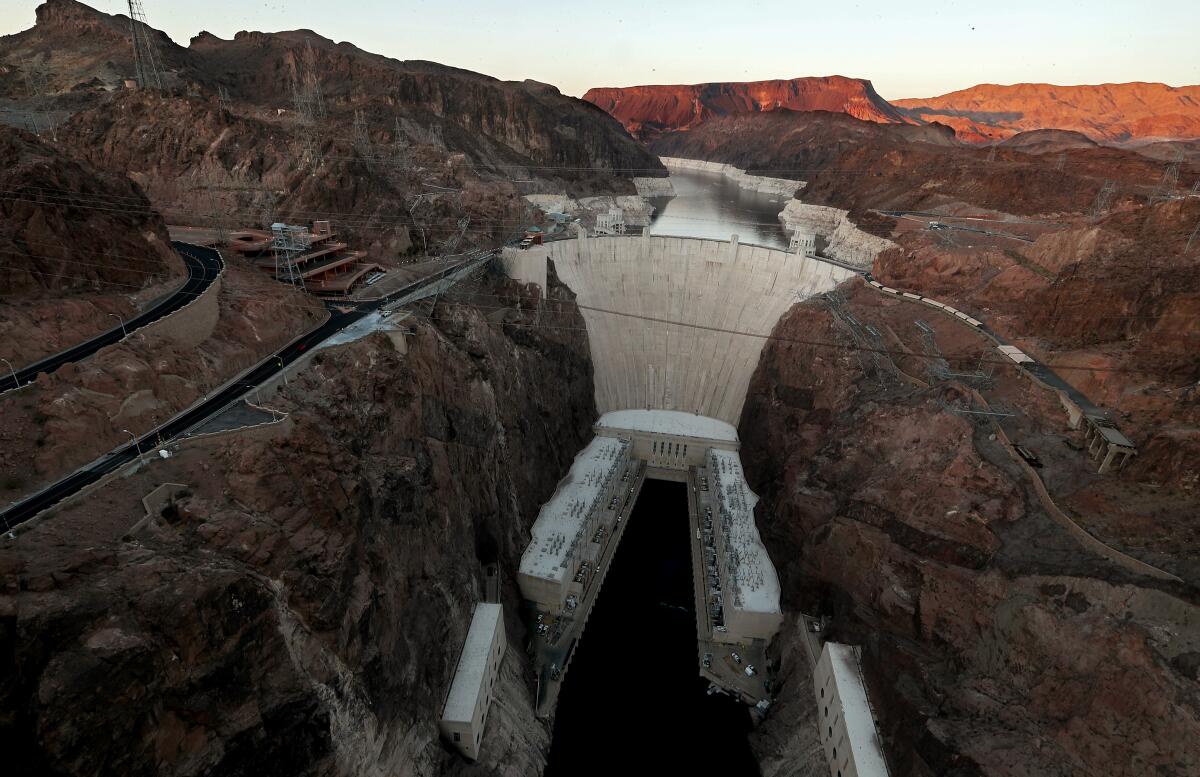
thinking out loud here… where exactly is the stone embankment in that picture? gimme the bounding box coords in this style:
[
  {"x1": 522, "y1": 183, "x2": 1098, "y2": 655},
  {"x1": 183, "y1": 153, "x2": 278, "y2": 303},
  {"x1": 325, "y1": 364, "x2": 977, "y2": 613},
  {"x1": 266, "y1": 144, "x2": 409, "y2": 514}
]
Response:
[
  {"x1": 660, "y1": 156, "x2": 803, "y2": 198},
  {"x1": 778, "y1": 199, "x2": 897, "y2": 268}
]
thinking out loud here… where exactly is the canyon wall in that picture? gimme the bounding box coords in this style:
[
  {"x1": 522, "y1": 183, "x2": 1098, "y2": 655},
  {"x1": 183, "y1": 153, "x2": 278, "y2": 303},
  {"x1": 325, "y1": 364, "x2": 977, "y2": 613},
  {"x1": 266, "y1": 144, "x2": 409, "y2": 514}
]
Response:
[
  {"x1": 538, "y1": 235, "x2": 855, "y2": 424},
  {"x1": 738, "y1": 282, "x2": 1200, "y2": 777},
  {"x1": 583, "y1": 76, "x2": 910, "y2": 141},
  {"x1": 0, "y1": 270, "x2": 597, "y2": 776}
]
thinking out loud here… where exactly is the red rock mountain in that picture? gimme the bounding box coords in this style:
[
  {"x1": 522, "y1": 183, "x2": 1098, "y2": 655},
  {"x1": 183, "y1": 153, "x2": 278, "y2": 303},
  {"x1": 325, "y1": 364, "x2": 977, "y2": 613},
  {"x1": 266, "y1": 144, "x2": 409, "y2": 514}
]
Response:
[
  {"x1": 583, "y1": 76, "x2": 911, "y2": 141},
  {"x1": 894, "y1": 82, "x2": 1200, "y2": 143}
]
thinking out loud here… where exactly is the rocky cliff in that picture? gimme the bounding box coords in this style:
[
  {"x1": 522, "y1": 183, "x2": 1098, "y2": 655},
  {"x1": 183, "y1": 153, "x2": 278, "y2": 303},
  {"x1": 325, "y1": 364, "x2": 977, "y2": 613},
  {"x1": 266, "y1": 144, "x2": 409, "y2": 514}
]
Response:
[
  {"x1": 2, "y1": 1, "x2": 663, "y2": 256},
  {"x1": 894, "y1": 82, "x2": 1200, "y2": 144},
  {"x1": 0, "y1": 267, "x2": 597, "y2": 775},
  {"x1": 583, "y1": 76, "x2": 911, "y2": 142},
  {"x1": 739, "y1": 281, "x2": 1200, "y2": 776}
]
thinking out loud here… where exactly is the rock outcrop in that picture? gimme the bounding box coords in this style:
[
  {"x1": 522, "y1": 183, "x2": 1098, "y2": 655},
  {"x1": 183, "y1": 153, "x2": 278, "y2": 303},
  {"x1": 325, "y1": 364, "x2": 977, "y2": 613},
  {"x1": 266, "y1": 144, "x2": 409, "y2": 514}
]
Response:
[
  {"x1": 583, "y1": 76, "x2": 912, "y2": 142},
  {"x1": 0, "y1": 126, "x2": 184, "y2": 365},
  {"x1": 894, "y1": 82, "x2": 1200, "y2": 144},
  {"x1": 0, "y1": 269, "x2": 596, "y2": 775}
]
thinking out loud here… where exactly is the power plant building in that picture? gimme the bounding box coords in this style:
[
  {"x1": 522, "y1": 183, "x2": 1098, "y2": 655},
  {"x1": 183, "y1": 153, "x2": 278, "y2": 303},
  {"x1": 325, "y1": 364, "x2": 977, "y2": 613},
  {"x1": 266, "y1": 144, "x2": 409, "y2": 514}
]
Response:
[
  {"x1": 518, "y1": 436, "x2": 633, "y2": 613},
  {"x1": 707, "y1": 449, "x2": 782, "y2": 643}
]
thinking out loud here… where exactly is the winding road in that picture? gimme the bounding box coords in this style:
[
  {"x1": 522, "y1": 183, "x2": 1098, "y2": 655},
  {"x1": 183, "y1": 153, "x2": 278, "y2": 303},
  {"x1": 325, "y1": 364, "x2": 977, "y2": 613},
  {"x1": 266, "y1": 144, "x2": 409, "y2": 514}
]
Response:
[
  {"x1": 1, "y1": 247, "x2": 495, "y2": 532},
  {"x1": 0, "y1": 242, "x2": 224, "y2": 394}
]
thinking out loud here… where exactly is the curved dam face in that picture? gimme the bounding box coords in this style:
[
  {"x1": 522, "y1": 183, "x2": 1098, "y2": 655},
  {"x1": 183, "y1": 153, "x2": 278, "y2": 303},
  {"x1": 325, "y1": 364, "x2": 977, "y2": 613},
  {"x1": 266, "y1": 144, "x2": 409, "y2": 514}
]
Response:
[{"x1": 531, "y1": 234, "x2": 856, "y2": 424}]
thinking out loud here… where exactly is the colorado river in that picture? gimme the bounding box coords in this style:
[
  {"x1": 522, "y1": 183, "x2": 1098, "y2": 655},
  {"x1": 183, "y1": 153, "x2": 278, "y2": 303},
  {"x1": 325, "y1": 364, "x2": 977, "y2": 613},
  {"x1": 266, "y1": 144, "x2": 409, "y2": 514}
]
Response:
[
  {"x1": 544, "y1": 480, "x2": 760, "y2": 776},
  {"x1": 647, "y1": 169, "x2": 793, "y2": 249}
]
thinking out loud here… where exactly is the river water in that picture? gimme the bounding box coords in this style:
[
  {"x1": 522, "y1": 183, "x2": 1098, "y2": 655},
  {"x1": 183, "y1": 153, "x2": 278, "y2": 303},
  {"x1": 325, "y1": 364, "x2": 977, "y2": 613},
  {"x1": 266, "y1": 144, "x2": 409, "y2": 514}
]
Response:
[
  {"x1": 544, "y1": 479, "x2": 760, "y2": 776},
  {"x1": 647, "y1": 169, "x2": 792, "y2": 249}
]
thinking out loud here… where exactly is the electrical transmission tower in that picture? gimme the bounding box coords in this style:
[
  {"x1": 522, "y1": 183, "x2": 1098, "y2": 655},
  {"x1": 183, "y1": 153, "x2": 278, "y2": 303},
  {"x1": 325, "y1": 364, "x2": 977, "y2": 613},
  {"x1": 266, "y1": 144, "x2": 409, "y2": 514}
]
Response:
[
  {"x1": 987, "y1": 145, "x2": 997, "y2": 163},
  {"x1": 1054, "y1": 153, "x2": 1066, "y2": 172},
  {"x1": 216, "y1": 85, "x2": 232, "y2": 112},
  {"x1": 290, "y1": 43, "x2": 326, "y2": 169},
  {"x1": 127, "y1": 1, "x2": 165, "y2": 91},
  {"x1": 1148, "y1": 152, "x2": 1183, "y2": 205},
  {"x1": 19, "y1": 58, "x2": 56, "y2": 139},
  {"x1": 1089, "y1": 180, "x2": 1116, "y2": 221}
]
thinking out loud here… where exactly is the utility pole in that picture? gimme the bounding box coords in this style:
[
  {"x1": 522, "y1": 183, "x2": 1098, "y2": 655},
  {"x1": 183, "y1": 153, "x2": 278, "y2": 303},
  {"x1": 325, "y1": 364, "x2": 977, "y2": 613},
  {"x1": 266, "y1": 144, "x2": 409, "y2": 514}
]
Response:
[{"x1": 127, "y1": 1, "x2": 165, "y2": 91}]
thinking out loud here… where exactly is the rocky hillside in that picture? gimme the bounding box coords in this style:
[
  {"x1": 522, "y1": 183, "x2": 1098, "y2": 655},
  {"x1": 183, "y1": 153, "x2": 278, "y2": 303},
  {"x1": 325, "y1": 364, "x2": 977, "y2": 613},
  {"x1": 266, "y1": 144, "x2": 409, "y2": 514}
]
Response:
[
  {"x1": 0, "y1": 126, "x2": 180, "y2": 296},
  {"x1": 583, "y1": 76, "x2": 911, "y2": 142},
  {"x1": 0, "y1": 0, "x2": 198, "y2": 97},
  {"x1": 0, "y1": 268, "x2": 596, "y2": 776},
  {"x1": 739, "y1": 281, "x2": 1200, "y2": 777},
  {"x1": 895, "y1": 82, "x2": 1200, "y2": 144},
  {"x1": 0, "y1": 125, "x2": 185, "y2": 365},
  {"x1": 2, "y1": 1, "x2": 662, "y2": 254}
]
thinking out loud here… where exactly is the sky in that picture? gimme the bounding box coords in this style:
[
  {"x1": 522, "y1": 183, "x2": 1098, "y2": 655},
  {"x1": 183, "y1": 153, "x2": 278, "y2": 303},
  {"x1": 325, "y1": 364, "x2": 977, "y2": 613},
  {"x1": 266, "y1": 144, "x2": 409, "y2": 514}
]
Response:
[{"x1": 4, "y1": 0, "x2": 1199, "y2": 99}]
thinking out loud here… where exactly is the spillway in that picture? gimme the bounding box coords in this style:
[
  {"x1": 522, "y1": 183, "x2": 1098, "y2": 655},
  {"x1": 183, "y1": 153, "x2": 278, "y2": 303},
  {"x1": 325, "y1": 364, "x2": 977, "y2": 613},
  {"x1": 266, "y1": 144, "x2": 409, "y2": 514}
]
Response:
[{"x1": 505, "y1": 234, "x2": 856, "y2": 424}]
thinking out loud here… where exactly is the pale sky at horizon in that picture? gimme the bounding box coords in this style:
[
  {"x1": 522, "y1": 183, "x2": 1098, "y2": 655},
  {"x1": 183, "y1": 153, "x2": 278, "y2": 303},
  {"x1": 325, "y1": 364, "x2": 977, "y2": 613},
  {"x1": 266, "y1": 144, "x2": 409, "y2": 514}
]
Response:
[{"x1": 4, "y1": 0, "x2": 1198, "y2": 99}]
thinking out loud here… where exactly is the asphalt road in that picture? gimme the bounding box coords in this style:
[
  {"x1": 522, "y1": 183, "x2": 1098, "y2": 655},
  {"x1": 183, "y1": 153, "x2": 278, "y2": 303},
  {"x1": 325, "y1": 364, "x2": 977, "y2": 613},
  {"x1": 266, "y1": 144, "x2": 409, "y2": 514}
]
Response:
[
  {"x1": 1, "y1": 250, "x2": 494, "y2": 532},
  {"x1": 0, "y1": 242, "x2": 224, "y2": 393}
]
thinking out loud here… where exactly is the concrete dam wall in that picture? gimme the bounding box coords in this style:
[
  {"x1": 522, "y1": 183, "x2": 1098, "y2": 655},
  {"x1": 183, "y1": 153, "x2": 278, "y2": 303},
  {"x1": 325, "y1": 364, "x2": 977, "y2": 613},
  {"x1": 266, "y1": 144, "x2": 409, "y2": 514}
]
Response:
[{"x1": 533, "y1": 235, "x2": 855, "y2": 424}]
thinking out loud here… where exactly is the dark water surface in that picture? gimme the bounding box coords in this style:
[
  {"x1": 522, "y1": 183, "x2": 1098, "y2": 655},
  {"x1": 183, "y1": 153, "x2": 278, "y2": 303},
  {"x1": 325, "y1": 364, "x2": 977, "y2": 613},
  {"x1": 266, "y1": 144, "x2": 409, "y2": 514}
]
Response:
[
  {"x1": 647, "y1": 169, "x2": 792, "y2": 249},
  {"x1": 544, "y1": 479, "x2": 760, "y2": 776}
]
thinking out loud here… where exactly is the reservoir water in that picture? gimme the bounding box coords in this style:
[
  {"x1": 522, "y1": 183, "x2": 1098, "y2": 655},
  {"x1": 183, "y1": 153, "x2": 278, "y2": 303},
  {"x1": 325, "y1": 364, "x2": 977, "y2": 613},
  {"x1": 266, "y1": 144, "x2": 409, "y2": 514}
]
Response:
[
  {"x1": 647, "y1": 169, "x2": 793, "y2": 249},
  {"x1": 544, "y1": 479, "x2": 760, "y2": 776}
]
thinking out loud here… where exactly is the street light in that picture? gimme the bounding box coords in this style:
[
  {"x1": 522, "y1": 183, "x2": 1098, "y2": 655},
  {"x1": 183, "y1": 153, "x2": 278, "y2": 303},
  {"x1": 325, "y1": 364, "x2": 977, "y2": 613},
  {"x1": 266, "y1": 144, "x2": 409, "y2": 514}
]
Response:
[
  {"x1": 107, "y1": 313, "x2": 128, "y2": 337},
  {"x1": 276, "y1": 356, "x2": 287, "y2": 385},
  {"x1": 122, "y1": 428, "x2": 142, "y2": 458},
  {"x1": 0, "y1": 357, "x2": 16, "y2": 386}
]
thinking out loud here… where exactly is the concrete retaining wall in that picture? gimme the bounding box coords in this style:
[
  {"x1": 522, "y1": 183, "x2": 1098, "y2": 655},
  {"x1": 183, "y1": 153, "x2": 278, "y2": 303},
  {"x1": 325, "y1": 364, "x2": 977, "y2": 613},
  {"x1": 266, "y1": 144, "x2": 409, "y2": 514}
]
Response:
[
  {"x1": 499, "y1": 247, "x2": 549, "y2": 298},
  {"x1": 543, "y1": 235, "x2": 856, "y2": 424},
  {"x1": 660, "y1": 156, "x2": 804, "y2": 198}
]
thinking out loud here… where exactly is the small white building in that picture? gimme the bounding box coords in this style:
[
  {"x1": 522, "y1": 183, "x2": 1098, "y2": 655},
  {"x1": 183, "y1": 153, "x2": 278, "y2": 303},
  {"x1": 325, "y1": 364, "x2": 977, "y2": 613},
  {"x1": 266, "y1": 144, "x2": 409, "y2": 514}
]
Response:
[
  {"x1": 440, "y1": 603, "x2": 506, "y2": 760},
  {"x1": 814, "y1": 643, "x2": 889, "y2": 777}
]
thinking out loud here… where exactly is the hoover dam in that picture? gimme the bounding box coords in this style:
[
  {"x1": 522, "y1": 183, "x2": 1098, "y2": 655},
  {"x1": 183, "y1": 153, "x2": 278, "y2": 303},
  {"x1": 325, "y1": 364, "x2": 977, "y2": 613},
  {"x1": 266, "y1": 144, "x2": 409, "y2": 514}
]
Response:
[
  {"x1": 499, "y1": 227, "x2": 858, "y2": 748},
  {"x1": 506, "y1": 233, "x2": 854, "y2": 424}
]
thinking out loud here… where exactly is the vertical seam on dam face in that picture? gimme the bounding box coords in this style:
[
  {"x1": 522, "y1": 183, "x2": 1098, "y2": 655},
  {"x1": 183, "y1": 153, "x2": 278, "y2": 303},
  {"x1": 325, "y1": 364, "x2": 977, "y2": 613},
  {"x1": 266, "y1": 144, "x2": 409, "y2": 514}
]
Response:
[{"x1": 545, "y1": 235, "x2": 856, "y2": 424}]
